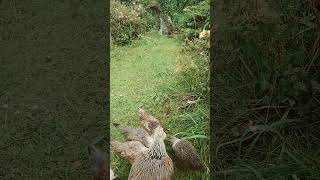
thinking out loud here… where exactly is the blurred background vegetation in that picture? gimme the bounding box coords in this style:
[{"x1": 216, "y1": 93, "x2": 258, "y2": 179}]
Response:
[
  {"x1": 0, "y1": 0, "x2": 108, "y2": 179},
  {"x1": 212, "y1": 0, "x2": 320, "y2": 179}
]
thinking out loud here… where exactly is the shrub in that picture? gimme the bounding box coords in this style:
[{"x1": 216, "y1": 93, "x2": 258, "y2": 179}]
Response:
[
  {"x1": 175, "y1": 0, "x2": 209, "y2": 29},
  {"x1": 176, "y1": 0, "x2": 210, "y2": 59},
  {"x1": 183, "y1": 35, "x2": 209, "y2": 56},
  {"x1": 111, "y1": 1, "x2": 153, "y2": 45}
]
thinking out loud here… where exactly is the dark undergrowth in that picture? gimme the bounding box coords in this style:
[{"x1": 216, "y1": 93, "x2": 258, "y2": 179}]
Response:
[{"x1": 212, "y1": 0, "x2": 320, "y2": 179}]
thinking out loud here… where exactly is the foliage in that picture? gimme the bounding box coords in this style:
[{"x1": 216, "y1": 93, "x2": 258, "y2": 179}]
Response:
[
  {"x1": 111, "y1": 0, "x2": 155, "y2": 45},
  {"x1": 183, "y1": 35, "x2": 209, "y2": 56},
  {"x1": 176, "y1": 50, "x2": 209, "y2": 98},
  {"x1": 176, "y1": 0, "x2": 210, "y2": 62},
  {"x1": 139, "y1": 9, "x2": 157, "y2": 30},
  {"x1": 144, "y1": 0, "x2": 209, "y2": 30},
  {"x1": 212, "y1": 0, "x2": 320, "y2": 179},
  {"x1": 175, "y1": 0, "x2": 210, "y2": 29},
  {"x1": 173, "y1": 0, "x2": 210, "y2": 99}
]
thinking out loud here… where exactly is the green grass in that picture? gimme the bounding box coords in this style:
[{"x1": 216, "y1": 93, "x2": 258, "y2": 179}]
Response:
[{"x1": 110, "y1": 32, "x2": 210, "y2": 179}]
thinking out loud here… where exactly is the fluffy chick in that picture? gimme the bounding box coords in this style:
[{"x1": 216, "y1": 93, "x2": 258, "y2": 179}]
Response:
[{"x1": 167, "y1": 135, "x2": 204, "y2": 171}]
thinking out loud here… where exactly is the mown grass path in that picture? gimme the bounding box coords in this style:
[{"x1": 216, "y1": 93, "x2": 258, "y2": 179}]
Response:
[{"x1": 110, "y1": 32, "x2": 182, "y2": 177}]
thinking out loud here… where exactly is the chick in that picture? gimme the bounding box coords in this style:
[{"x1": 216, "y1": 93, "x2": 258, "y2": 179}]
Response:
[
  {"x1": 111, "y1": 141, "x2": 148, "y2": 165},
  {"x1": 166, "y1": 135, "x2": 204, "y2": 171},
  {"x1": 128, "y1": 126, "x2": 174, "y2": 180},
  {"x1": 113, "y1": 123, "x2": 153, "y2": 147}
]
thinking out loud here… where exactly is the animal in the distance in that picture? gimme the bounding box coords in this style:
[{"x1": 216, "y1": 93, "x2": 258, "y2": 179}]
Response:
[
  {"x1": 88, "y1": 145, "x2": 109, "y2": 180},
  {"x1": 166, "y1": 135, "x2": 204, "y2": 171},
  {"x1": 111, "y1": 141, "x2": 148, "y2": 164},
  {"x1": 138, "y1": 108, "x2": 161, "y2": 134},
  {"x1": 128, "y1": 126, "x2": 174, "y2": 180},
  {"x1": 112, "y1": 122, "x2": 154, "y2": 147}
]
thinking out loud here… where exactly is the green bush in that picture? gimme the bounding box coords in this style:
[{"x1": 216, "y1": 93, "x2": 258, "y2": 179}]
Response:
[
  {"x1": 111, "y1": 1, "x2": 155, "y2": 45},
  {"x1": 139, "y1": 9, "x2": 157, "y2": 30},
  {"x1": 175, "y1": 0, "x2": 209, "y2": 29},
  {"x1": 175, "y1": 0, "x2": 210, "y2": 59},
  {"x1": 183, "y1": 35, "x2": 209, "y2": 54}
]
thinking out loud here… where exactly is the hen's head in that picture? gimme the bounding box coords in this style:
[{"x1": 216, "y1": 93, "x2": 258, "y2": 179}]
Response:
[{"x1": 153, "y1": 126, "x2": 166, "y2": 140}]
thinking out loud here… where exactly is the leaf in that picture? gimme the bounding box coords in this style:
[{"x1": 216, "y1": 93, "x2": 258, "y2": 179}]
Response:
[
  {"x1": 184, "y1": 134, "x2": 209, "y2": 140},
  {"x1": 249, "y1": 125, "x2": 270, "y2": 132}
]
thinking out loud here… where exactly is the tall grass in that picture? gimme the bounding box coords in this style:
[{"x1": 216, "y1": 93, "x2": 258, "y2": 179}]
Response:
[{"x1": 151, "y1": 38, "x2": 210, "y2": 179}]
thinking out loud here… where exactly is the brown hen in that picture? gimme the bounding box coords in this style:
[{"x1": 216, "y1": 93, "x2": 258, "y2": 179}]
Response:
[
  {"x1": 128, "y1": 126, "x2": 174, "y2": 180},
  {"x1": 138, "y1": 108, "x2": 161, "y2": 134},
  {"x1": 167, "y1": 135, "x2": 204, "y2": 171},
  {"x1": 111, "y1": 141, "x2": 148, "y2": 164},
  {"x1": 113, "y1": 122, "x2": 153, "y2": 147}
]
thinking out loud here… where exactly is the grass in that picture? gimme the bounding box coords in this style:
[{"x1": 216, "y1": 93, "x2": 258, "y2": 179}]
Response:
[
  {"x1": 110, "y1": 31, "x2": 210, "y2": 179},
  {"x1": 211, "y1": 0, "x2": 320, "y2": 179}
]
